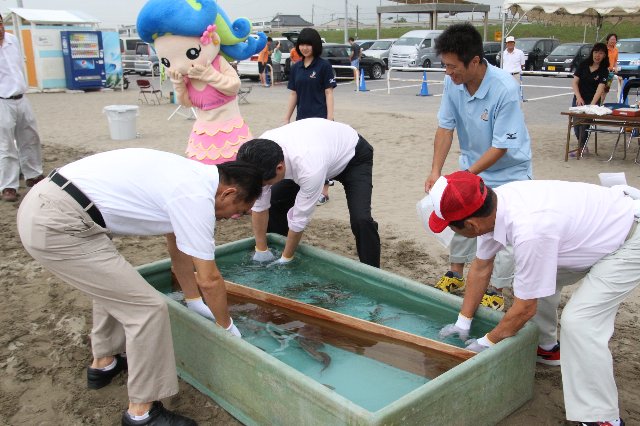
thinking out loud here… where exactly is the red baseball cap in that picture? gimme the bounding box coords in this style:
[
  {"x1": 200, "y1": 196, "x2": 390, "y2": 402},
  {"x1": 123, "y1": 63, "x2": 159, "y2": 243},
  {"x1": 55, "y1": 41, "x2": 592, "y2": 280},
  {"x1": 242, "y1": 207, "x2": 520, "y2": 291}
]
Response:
[{"x1": 428, "y1": 171, "x2": 487, "y2": 233}]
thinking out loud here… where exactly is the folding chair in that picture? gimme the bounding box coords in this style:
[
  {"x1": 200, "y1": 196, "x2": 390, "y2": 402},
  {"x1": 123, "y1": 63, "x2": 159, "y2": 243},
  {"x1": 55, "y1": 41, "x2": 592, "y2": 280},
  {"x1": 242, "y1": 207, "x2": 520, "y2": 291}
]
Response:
[
  {"x1": 136, "y1": 79, "x2": 163, "y2": 105},
  {"x1": 237, "y1": 85, "x2": 252, "y2": 104}
]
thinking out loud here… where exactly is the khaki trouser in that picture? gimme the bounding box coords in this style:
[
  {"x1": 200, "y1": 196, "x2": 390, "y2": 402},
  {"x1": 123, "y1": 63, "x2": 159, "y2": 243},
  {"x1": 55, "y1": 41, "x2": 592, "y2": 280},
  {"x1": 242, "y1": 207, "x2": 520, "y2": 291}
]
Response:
[
  {"x1": 535, "y1": 220, "x2": 640, "y2": 421},
  {"x1": 17, "y1": 180, "x2": 179, "y2": 403}
]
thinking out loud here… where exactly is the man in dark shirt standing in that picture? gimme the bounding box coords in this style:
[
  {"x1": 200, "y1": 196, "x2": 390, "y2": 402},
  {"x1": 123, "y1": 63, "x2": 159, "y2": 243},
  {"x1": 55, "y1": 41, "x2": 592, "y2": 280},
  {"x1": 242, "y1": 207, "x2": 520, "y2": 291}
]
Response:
[{"x1": 349, "y1": 37, "x2": 361, "y2": 80}]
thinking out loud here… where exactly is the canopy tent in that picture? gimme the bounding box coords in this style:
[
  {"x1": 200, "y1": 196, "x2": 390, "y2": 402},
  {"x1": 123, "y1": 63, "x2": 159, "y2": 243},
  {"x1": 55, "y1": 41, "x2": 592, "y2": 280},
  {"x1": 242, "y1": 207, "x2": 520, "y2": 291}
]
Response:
[
  {"x1": 499, "y1": 0, "x2": 640, "y2": 65},
  {"x1": 502, "y1": 0, "x2": 640, "y2": 26}
]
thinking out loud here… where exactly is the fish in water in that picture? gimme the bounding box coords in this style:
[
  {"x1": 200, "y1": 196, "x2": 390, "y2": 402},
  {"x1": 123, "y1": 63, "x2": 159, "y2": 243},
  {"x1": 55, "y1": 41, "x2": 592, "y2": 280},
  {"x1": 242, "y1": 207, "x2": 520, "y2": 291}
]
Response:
[{"x1": 265, "y1": 322, "x2": 331, "y2": 372}]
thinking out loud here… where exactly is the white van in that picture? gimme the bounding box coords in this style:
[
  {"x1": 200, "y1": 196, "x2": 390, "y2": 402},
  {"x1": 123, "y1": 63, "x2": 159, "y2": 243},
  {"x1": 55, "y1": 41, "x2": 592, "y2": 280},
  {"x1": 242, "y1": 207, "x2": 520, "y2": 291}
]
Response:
[{"x1": 388, "y1": 30, "x2": 443, "y2": 69}]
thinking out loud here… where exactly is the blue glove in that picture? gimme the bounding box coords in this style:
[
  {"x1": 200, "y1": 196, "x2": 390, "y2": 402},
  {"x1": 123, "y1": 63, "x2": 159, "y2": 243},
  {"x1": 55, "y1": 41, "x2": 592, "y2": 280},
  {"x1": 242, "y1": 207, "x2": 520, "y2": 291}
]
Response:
[
  {"x1": 253, "y1": 247, "x2": 276, "y2": 262},
  {"x1": 267, "y1": 256, "x2": 293, "y2": 267},
  {"x1": 225, "y1": 318, "x2": 242, "y2": 338},
  {"x1": 438, "y1": 313, "x2": 472, "y2": 342},
  {"x1": 464, "y1": 335, "x2": 493, "y2": 353}
]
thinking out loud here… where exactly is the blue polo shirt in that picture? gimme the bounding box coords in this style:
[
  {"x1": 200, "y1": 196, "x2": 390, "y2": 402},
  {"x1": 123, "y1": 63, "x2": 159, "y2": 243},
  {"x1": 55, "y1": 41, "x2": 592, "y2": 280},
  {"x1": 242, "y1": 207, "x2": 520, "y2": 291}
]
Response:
[
  {"x1": 437, "y1": 62, "x2": 533, "y2": 187},
  {"x1": 287, "y1": 57, "x2": 337, "y2": 120}
]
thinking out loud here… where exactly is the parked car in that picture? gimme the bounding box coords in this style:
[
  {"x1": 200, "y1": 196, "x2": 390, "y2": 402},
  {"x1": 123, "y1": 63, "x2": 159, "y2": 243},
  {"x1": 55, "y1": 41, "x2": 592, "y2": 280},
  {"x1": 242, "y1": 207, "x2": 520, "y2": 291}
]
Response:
[
  {"x1": 388, "y1": 30, "x2": 444, "y2": 69},
  {"x1": 542, "y1": 42, "x2": 592, "y2": 74},
  {"x1": 321, "y1": 43, "x2": 386, "y2": 79},
  {"x1": 364, "y1": 39, "x2": 397, "y2": 68},
  {"x1": 236, "y1": 37, "x2": 295, "y2": 81},
  {"x1": 355, "y1": 39, "x2": 376, "y2": 51},
  {"x1": 617, "y1": 38, "x2": 640, "y2": 79},
  {"x1": 122, "y1": 42, "x2": 159, "y2": 76},
  {"x1": 498, "y1": 37, "x2": 560, "y2": 71},
  {"x1": 483, "y1": 41, "x2": 502, "y2": 66}
]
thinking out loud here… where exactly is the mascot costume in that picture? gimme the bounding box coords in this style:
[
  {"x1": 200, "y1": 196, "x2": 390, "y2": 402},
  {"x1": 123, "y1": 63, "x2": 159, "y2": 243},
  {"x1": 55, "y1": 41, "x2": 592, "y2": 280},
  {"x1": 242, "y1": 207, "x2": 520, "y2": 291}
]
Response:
[{"x1": 137, "y1": 0, "x2": 266, "y2": 164}]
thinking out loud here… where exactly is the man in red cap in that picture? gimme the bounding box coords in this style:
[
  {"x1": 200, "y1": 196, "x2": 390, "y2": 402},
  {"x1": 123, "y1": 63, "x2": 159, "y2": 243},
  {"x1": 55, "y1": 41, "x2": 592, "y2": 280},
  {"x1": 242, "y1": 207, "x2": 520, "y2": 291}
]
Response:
[{"x1": 434, "y1": 170, "x2": 638, "y2": 426}]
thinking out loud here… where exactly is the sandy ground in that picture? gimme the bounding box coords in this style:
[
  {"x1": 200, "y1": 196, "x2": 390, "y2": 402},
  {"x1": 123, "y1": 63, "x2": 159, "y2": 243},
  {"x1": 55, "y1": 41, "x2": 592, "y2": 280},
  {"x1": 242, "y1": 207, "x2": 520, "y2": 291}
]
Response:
[{"x1": 1, "y1": 80, "x2": 639, "y2": 425}]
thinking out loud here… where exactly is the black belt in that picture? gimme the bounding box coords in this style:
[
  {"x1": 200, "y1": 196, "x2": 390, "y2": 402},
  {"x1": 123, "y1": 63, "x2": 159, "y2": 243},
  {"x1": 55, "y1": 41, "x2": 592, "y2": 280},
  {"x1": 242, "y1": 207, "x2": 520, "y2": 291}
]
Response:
[
  {"x1": 48, "y1": 170, "x2": 106, "y2": 228},
  {"x1": 0, "y1": 94, "x2": 23, "y2": 100}
]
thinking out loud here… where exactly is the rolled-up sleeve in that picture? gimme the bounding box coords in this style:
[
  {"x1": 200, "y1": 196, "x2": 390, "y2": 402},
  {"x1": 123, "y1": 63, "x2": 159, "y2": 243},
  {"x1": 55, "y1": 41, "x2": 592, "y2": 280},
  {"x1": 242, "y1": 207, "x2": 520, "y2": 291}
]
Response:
[
  {"x1": 251, "y1": 185, "x2": 272, "y2": 212},
  {"x1": 286, "y1": 172, "x2": 325, "y2": 232},
  {"x1": 491, "y1": 93, "x2": 525, "y2": 149}
]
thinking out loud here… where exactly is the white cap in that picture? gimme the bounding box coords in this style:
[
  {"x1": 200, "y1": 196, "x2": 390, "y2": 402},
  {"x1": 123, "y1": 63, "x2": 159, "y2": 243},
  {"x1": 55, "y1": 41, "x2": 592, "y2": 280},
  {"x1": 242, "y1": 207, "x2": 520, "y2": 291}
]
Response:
[{"x1": 505, "y1": 36, "x2": 515, "y2": 43}]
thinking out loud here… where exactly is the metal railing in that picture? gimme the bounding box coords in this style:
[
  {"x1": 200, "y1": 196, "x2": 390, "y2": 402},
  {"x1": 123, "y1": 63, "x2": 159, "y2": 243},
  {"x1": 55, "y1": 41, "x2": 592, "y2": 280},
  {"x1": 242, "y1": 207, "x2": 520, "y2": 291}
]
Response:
[
  {"x1": 331, "y1": 65, "x2": 361, "y2": 92},
  {"x1": 387, "y1": 66, "x2": 575, "y2": 95},
  {"x1": 387, "y1": 66, "x2": 445, "y2": 94}
]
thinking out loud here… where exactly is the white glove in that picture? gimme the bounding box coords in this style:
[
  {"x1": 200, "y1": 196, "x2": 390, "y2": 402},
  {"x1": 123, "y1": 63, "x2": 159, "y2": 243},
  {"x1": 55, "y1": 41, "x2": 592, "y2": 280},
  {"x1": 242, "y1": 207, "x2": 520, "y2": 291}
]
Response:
[
  {"x1": 267, "y1": 256, "x2": 294, "y2": 267},
  {"x1": 225, "y1": 318, "x2": 242, "y2": 338},
  {"x1": 464, "y1": 335, "x2": 494, "y2": 353},
  {"x1": 438, "y1": 313, "x2": 472, "y2": 342},
  {"x1": 253, "y1": 246, "x2": 276, "y2": 262},
  {"x1": 185, "y1": 297, "x2": 215, "y2": 321}
]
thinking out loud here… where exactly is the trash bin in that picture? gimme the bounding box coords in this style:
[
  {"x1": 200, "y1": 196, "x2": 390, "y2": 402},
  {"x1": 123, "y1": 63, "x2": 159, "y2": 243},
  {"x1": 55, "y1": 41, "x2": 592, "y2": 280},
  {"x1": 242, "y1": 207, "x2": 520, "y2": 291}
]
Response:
[{"x1": 103, "y1": 105, "x2": 139, "y2": 140}]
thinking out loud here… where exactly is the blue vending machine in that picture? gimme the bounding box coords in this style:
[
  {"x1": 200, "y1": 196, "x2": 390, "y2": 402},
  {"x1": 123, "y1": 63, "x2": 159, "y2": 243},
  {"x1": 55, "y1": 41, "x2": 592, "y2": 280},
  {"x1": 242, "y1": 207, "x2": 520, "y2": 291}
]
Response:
[{"x1": 61, "y1": 31, "x2": 106, "y2": 90}]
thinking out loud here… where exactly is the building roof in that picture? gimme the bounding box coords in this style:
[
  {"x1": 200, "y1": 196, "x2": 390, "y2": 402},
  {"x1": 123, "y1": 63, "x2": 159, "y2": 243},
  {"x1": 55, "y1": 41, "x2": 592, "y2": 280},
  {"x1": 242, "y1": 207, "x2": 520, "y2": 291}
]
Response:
[
  {"x1": 7, "y1": 7, "x2": 100, "y2": 25},
  {"x1": 269, "y1": 14, "x2": 313, "y2": 27}
]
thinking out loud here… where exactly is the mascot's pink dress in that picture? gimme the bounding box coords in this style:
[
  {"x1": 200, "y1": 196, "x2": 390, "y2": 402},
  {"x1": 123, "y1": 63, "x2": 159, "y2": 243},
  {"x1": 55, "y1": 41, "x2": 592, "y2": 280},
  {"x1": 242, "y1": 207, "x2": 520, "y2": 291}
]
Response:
[{"x1": 184, "y1": 56, "x2": 251, "y2": 164}]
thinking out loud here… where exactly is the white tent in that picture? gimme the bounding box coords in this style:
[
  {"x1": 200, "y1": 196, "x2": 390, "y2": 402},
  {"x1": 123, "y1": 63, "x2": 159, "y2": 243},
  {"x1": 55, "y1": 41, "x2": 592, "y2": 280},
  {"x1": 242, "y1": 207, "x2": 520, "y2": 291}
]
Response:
[{"x1": 499, "y1": 0, "x2": 640, "y2": 64}]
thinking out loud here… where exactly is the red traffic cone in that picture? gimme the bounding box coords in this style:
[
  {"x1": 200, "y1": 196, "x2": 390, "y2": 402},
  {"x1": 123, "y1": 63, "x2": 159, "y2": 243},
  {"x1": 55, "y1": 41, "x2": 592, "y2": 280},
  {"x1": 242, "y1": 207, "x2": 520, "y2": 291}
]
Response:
[{"x1": 417, "y1": 71, "x2": 430, "y2": 96}]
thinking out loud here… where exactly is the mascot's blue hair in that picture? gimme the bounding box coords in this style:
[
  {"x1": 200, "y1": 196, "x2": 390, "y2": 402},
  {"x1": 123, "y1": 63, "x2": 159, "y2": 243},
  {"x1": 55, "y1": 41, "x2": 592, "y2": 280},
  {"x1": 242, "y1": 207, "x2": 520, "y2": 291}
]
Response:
[{"x1": 136, "y1": 0, "x2": 267, "y2": 61}]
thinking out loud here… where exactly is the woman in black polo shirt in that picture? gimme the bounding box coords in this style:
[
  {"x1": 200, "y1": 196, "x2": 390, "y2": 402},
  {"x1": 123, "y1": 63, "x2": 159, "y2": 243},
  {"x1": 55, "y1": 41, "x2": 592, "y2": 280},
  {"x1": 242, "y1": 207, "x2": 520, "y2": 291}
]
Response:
[
  {"x1": 570, "y1": 42, "x2": 609, "y2": 157},
  {"x1": 284, "y1": 27, "x2": 337, "y2": 205}
]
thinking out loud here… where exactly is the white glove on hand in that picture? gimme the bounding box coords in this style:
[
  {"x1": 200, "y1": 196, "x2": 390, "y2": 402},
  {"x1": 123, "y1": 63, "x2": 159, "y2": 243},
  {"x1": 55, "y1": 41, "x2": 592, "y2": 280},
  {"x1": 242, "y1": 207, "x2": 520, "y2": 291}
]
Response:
[
  {"x1": 225, "y1": 318, "x2": 242, "y2": 338},
  {"x1": 267, "y1": 256, "x2": 293, "y2": 267},
  {"x1": 438, "y1": 313, "x2": 472, "y2": 341},
  {"x1": 185, "y1": 297, "x2": 215, "y2": 321},
  {"x1": 253, "y1": 247, "x2": 276, "y2": 262},
  {"x1": 464, "y1": 335, "x2": 493, "y2": 353}
]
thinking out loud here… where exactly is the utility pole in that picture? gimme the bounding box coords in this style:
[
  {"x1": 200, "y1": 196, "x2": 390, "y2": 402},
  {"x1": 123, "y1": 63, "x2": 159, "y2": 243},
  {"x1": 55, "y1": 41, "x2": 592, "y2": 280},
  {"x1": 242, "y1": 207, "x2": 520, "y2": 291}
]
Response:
[
  {"x1": 344, "y1": 0, "x2": 348, "y2": 44},
  {"x1": 356, "y1": 5, "x2": 359, "y2": 39}
]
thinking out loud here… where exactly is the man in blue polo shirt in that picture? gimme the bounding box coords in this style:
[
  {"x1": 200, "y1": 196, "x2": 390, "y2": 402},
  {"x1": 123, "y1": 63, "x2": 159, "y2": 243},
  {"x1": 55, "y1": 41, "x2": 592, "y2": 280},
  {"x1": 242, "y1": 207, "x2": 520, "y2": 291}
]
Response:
[{"x1": 424, "y1": 24, "x2": 533, "y2": 314}]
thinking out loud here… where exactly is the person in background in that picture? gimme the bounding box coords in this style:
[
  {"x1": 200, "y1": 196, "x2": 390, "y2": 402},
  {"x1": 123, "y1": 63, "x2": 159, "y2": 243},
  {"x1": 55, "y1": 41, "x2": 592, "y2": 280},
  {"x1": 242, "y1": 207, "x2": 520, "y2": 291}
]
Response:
[
  {"x1": 237, "y1": 118, "x2": 380, "y2": 268},
  {"x1": 284, "y1": 28, "x2": 337, "y2": 206},
  {"x1": 0, "y1": 12, "x2": 44, "y2": 202},
  {"x1": 17, "y1": 149, "x2": 262, "y2": 426},
  {"x1": 434, "y1": 170, "x2": 637, "y2": 426},
  {"x1": 272, "y1": 40, "x2": 282, "y2": 82},
  {"x1": 258, "y1": 37, "x2": 273, "y2": 87},
  {"x1": 571, "y1": 42, "x2": 609, "y2": 157},
  {"x1": 602, "y1": 33, "x2": 619, "y2": 104},
  {"x1": 501, "y1": 36, "x2": 525, "y2": 84},
  {"x1": 348, "y1": 37, "x2": 362, "y2": 80},
  {"x1": 425, "y1": 23, "x2": 532, "y2": 313}
]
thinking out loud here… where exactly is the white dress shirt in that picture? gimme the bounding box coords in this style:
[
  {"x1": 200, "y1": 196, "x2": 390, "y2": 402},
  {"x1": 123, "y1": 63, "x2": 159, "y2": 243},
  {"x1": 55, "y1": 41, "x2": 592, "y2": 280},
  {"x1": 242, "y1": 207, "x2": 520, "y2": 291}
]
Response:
[
  {"x1": 0, "y1": 32, "x2": 27, "y2": 97},
  {"x1": 502, "y1": 48, "x2": 526, "y2": 74},
  {"x1": 476, "y1": 180, "x2": 634, "y2": 300},
  {"x1": 251, "y1": 118, "x2": 359, "y2": 232},
  {"x1": 61, "y1": 148, "x2": 220, "y2": 260}
]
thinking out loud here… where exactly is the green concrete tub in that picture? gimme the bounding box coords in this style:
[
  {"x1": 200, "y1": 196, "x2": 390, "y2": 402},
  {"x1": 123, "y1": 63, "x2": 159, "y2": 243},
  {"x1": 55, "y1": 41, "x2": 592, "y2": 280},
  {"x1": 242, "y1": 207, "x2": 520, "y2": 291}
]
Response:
[{"x1": 137, "y1": 234, "x2": 538, "y2": 425}]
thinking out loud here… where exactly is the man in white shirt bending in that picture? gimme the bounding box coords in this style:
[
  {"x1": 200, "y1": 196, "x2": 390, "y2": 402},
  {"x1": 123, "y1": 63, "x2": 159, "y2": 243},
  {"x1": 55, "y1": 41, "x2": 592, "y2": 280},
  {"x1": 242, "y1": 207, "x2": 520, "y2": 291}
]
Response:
[
  {"x1": 433, "y1": 170, "x2": 638, "y2": 426},
  {"x1": 237, "y1": 118, "x2": 380, "y2": 268},
  {"x1": 501, "y1": 36, "x2": 525, "y2": 83}
]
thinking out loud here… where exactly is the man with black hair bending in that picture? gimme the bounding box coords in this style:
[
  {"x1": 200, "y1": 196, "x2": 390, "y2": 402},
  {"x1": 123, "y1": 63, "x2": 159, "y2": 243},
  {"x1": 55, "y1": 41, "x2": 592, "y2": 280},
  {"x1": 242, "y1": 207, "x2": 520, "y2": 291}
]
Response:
[{"x1": 238, "y1": 118, "x2": 380, "y2": 267}]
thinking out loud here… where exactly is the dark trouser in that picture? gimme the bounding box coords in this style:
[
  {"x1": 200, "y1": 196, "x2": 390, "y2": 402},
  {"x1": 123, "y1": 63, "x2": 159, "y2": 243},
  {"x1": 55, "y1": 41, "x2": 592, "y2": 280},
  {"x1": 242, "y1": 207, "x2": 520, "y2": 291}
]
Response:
[
  {"x1": 571, "y1": 96, "x2": 589, "y2": 148},
  {"x1": 267, "y1": 135, "x2": 381, "y2": 267}
]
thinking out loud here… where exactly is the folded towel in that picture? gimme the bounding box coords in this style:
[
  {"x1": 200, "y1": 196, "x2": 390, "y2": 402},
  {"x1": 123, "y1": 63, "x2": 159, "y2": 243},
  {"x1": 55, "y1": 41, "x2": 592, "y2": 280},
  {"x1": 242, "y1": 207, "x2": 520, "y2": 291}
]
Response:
[{"x1": 568, "y1": 105, "x2": 613, "y2": 116}]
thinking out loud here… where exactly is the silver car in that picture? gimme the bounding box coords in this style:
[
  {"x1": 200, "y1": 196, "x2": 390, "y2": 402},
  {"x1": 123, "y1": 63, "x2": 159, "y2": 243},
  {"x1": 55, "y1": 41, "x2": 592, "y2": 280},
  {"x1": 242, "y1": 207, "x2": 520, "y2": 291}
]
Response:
[{"x1": 364, "y1": 39, "x2": 397, "y2": 69}]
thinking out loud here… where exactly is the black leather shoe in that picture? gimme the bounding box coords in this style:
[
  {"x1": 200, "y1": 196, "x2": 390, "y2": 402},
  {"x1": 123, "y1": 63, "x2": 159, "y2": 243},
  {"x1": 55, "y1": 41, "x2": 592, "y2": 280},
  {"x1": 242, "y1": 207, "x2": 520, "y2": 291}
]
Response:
[
  {"x1": 121, "y1": 401, "x2": 197, "y2": 425},
  {"x1": 87, "y1": 354, "x2": 127, "y2": 389}
]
